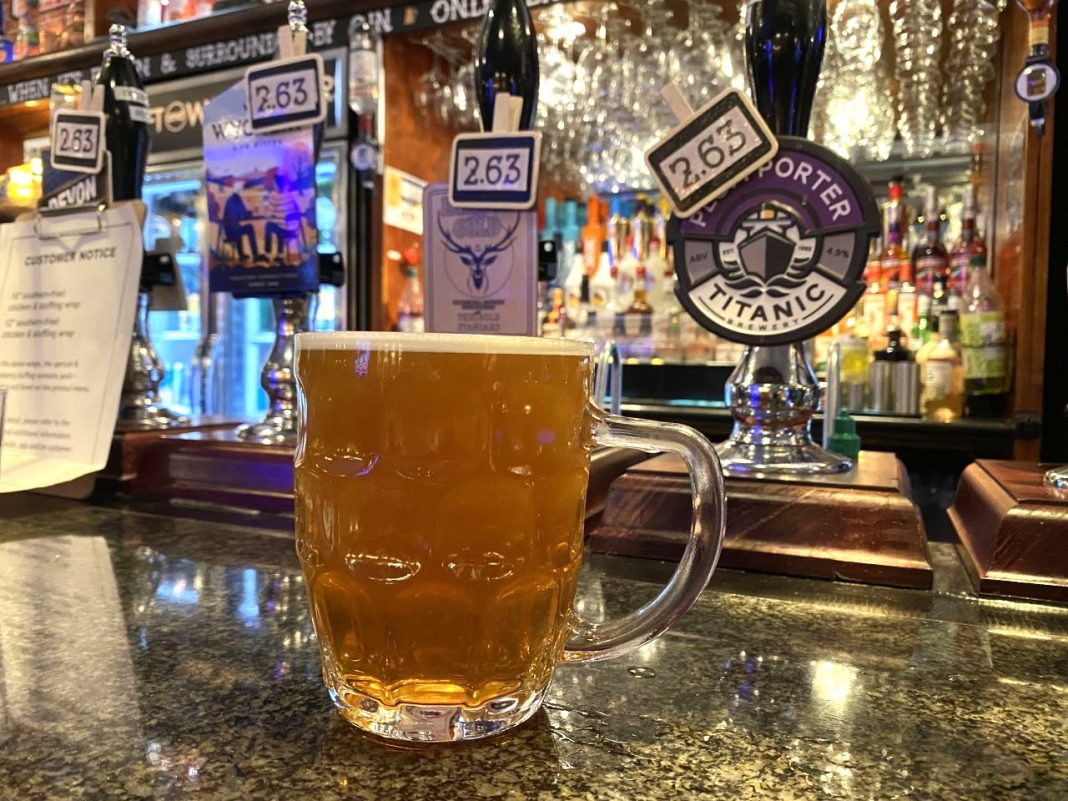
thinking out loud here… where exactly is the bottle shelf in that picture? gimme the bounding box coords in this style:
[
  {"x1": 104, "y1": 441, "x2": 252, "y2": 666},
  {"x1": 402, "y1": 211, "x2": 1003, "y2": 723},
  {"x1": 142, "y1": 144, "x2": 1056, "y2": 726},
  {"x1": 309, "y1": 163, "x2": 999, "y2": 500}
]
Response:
[
  {"x1": 853, "y1": 154, "x2": 974, "y2": 185},
  {"x1": 0, "y1": 0, "x2": 366, "y2": 107}
]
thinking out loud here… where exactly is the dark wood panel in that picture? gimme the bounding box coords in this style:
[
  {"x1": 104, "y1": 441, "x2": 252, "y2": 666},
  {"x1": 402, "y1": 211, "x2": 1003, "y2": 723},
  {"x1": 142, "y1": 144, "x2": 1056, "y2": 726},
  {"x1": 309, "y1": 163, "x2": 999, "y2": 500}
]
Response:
[
  {"x1": 591, "y1": 450, "x2": 934, "y2": 589},
  {"x1": 130, "y1": 429, "x2": 645, "y2": 522},
  {"x1": 949, "y1": 459, "x2": 1068, "y2": 602},
  {"x1": 0, "y1": 103, "x2": 49, "y2": 173},
  {"x1": 991, "y1": 6, "x2": 1056, "y2": 460}
]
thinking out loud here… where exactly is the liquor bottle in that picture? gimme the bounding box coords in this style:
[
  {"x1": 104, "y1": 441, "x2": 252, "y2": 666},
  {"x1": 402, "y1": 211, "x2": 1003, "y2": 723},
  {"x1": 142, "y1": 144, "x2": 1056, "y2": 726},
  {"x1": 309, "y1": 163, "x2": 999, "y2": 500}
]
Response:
[
  {"x1": 649, "y1": 206, "x2": 678, "y2": 358},
  {"x1": 610, "y1": 201, "x2": 634, "y2": 324},
  {"x1": 911, "y1": 292, "x2": 933, "y2": 352},
  {"x1": 623, "y1": 265, "x2": 654, "y2": 339},
  {"x1": 581, "y1": 195, "x2": 603, "y2": 276},
  {"x1": 1015, "y1": 0, "x2": 1056, "y2": 135},
  {"x1": 646, "y1": 202, "x2": 670, "y2": 291},
  {"x1": 863, "y1": 268, "x2": 886, "y2": 351},
  {"x1": 347, "y1": 19, "x2": 379, "y2": 179},
  {"x1": 560, "y1": 199, "x2": 580, "y2": 287},
  {"x1": 655, "y1": 264, "x2": 682, "y2": 359},
  {"x1": 542, "y1": 287, "x2": 566, "y2": 337},
  {"x1": 97, "y1": 25, "x2": 150, "y2": 201},
  {"x1": 960, "y1": 248, "x2": 1009, "y2": 417},
  {"x1": 631, "y1": 196, "x2": 654, "y2": 269},
  {"x1": 396, "y1": 265, "x2": 424, "y2": 333},
  {"x1": 744, "y1": 0, "x2": 826, "y2": 137},
  {"x1": 575, "y1": 273, "x2": 597, "y2": 336},
  {"x1": 921, "y1": 311, "x2": 964, "y2": 422},
  {"x1": 539, "y1": 196, "x2": 560, "y2": 302},
  {"x1": 13, "y1": 11, "x2": 39, "y2": 60},
  {"x1": 949, "y1": 184, "x2": 986, "y2": 299},
  {"x1": 59, "y1": 0, "x2": 84, "y2": 49},
  {"x1": 347, "y1": 19, "x2": 379, "y2": 118},
  {"x1": 879, "y1": 179, "x2": 910, "y2": 291},
  {"x1": 931, "y1": 271, "x2": 949, "y2": 315},
  {"x1": 870, "y1": 317, "x2": 904, "y2": 413},
  {"x1": 610, "y1": 263, "x2": 627, "y2": 338},
  {"x1": 912, "y1": 185, "x2": 948, "y2": 294},
  {"x1": 0, "y1": 0, "x2": 14, "y2": 63},
  {"x1": 896, "y1": 283, "x2": 918, "y2": 351},
  {"x1": 835, "y1": 308, "x2": 871, "y2": 411},
  {"x1": 589, "y1": 240, "x2": 612, "y2": 335},
  {"x1": 863, "y1": 235, "x2": 882, "y2": 288},
  {"x1": 881, "y1": 322, "x2": 910, "y2": 361},
  {"x1": 915, "y1": 311, "x2": 940, "y2": 373},
  {"x1": 474, "y1": 0, "x2": 538, "y2": 131},
  {"x1": 585, "y1": 238, "x2": 610, "y2": 338},
  {"x1": 606, "y1": 196, "x2": 627, "y2": 270}
]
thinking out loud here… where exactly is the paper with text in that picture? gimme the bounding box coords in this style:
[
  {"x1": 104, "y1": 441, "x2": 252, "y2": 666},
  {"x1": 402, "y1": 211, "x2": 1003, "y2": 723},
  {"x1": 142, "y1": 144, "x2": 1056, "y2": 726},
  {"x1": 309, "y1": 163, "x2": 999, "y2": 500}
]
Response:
[{"x1": 0, "y1": 204, "x2": 143, "y2": 492}]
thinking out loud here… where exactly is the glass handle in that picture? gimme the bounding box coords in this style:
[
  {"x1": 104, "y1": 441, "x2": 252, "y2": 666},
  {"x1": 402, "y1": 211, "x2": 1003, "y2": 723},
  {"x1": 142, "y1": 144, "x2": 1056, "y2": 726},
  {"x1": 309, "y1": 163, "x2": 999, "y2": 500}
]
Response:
[
  {"x1": 592, "y1": 340, "x2": 622, "y2": 416},
  {"x1": 564, "y1": 411, "x2": 727, "y2": 663}
]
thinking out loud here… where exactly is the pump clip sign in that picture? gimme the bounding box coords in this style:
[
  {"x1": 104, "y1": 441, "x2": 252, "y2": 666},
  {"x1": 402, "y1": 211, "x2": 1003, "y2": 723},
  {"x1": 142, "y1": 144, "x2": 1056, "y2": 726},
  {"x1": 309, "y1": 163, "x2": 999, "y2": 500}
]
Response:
[{"x1": 669, "y1": 137, "x2": 880, "y2": 346}]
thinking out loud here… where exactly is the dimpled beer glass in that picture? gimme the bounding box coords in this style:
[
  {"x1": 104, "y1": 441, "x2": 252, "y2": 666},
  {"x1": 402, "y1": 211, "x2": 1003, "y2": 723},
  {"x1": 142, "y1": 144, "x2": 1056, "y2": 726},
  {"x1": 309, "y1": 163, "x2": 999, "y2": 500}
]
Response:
[{"x1": 294, "y1": 332, "x2": 726, "y2": 742}]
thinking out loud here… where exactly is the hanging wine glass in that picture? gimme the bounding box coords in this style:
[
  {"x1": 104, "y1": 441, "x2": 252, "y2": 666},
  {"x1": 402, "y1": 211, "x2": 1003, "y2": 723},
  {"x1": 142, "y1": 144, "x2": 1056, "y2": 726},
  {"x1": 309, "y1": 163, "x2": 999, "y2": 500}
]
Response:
[
  {"x1": 415, "y1": 57, "x2": 444, "y2": 122},
  {"x1": 891, "y1": 0, "x2": 943, "y2": 157},
  {"x1": 449, "y1": 62, "x2": 478, "y2": 131},
  {"x1": 813, "y1": 0, "x2": 894, "y2": 161},
  {"x1": 941, "y1": 0, "x2": 1006, "y2": 152}
]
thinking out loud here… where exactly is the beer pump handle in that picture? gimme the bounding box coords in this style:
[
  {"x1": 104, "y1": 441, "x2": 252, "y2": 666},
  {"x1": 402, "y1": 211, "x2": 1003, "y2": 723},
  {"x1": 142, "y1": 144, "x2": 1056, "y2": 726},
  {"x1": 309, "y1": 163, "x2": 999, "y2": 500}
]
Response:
[{"x1": 743, "y1": 0, "x2": 827, "y2": 137}]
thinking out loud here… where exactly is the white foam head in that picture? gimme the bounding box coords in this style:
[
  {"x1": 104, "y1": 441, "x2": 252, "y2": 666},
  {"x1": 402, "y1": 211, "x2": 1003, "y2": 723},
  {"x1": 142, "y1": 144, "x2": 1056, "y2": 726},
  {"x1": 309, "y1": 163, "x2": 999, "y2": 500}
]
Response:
[{"x1": 296, "y1": 331, "x2": 595, "y2": 356}]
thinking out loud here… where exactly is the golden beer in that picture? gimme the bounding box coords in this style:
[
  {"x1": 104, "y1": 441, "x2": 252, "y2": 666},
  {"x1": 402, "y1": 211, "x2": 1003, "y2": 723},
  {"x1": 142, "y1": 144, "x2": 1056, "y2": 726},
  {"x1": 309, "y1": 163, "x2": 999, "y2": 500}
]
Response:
[{"x1": 295, "y1": 333, "x2": 594, "y2": 736}]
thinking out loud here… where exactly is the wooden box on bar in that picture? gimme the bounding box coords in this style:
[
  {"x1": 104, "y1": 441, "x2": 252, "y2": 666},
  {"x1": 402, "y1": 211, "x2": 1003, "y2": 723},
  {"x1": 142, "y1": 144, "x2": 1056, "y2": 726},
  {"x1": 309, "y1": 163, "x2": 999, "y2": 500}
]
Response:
[
  {"x1": 590, "y1": 450, "x2": 933, "y2": 589},
  {"x1": 949, "y1": 459, "x2": 1068, "y2": 602},
  {"x1": 130, "y1": 430, "x2": 647, "y2": 521}
]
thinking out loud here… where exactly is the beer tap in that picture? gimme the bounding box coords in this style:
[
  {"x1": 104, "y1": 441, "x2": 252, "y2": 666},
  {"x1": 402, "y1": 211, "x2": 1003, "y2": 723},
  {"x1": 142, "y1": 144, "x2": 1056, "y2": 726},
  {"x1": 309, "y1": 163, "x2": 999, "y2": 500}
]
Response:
[
  {"x1": 715, "y1": 0, "x2": 851, "y2": 474},
  {"x1": 474, "y1": 0, "x2": 539, "y2": 132},
  {"x1": 100, "y1": 24, "x2": 189, "y2": 430},
  {"x1": 234, "y1": 0, "x2": 314, "y2": 445}
]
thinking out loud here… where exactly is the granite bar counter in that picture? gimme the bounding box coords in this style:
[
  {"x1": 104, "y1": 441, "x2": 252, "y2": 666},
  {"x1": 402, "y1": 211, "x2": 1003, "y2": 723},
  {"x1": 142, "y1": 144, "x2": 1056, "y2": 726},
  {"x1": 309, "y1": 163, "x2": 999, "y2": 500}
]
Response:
[{"x1": 1, "y1": 497, "x2": 1066, "y2": 800}]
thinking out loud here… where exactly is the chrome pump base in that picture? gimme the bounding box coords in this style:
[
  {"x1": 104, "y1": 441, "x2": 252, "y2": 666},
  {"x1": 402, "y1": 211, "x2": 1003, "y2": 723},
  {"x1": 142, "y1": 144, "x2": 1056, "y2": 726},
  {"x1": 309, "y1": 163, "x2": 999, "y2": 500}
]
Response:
[
  {"x1": 717, "y1": 343, "x2": 852, "y2": 476},
  {"x1": 235, "y1": 294, "x2": 311, "y2": 446},
  {"x1": 118, "y1": 290, "x2": 189, "y2": 430}
]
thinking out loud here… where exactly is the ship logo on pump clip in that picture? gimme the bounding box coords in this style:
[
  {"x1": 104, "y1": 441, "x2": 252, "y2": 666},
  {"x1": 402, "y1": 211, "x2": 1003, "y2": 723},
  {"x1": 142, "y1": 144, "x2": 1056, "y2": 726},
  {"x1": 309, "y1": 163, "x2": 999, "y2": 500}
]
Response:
[
  {"x1": 717, "y1": 203, "x2": 818, "y2": 295},
  {"x1": 669, "y1": 137, "x2": 880, "y2": 347}
]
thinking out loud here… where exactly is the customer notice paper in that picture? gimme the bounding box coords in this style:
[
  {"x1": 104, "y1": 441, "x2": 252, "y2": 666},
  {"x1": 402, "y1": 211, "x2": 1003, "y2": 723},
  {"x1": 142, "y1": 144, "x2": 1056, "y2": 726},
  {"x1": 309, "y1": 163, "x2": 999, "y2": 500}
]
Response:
[{"x1": 0, "y1": 204, "x2": 142, "y2": 492}]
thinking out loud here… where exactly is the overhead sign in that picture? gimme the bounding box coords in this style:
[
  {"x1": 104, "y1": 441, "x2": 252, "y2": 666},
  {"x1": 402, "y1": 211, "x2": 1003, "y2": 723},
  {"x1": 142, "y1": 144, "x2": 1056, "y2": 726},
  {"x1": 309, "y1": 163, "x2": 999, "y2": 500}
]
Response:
[
  {"x1": 670, "y1": 136, "x2": 879, "y2": 346},
  {"x1": 0, "y1": 1, "x2": 582, "y2": 110}
]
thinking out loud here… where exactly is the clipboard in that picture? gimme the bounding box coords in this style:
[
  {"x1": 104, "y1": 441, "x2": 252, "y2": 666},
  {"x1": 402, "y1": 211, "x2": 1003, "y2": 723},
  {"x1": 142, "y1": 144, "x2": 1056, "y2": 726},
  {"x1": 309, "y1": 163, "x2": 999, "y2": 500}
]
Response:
[{"x1": 0, "y1": 201, "x2": 145, "y2": 498}]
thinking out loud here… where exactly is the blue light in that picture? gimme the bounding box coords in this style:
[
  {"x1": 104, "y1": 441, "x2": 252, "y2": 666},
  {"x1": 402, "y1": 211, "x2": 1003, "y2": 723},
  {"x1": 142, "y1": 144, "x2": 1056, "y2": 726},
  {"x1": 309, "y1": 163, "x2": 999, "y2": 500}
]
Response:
[
  {"x1": 154, "y1": 579, "x2": 199, "y2": 605},
  {"x1": 238, "y1": 568, "x2": 260, "y2": 626}
]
